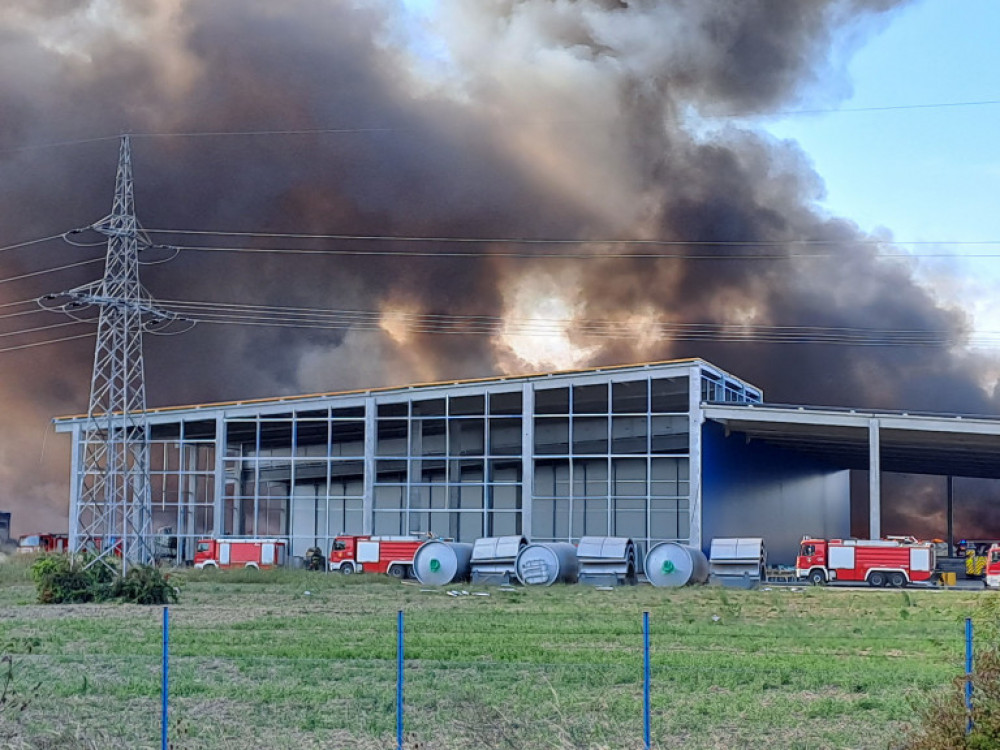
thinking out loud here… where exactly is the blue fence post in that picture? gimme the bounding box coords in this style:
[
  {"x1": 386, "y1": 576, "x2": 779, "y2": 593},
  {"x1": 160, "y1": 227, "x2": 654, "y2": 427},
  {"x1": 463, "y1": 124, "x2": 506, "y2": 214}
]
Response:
[
  {"x1": 161, "y1": 606, "x2": 169, "y2": 750},
  {"x1": 397, "y1": 610, "x2": 404, "y2": 750},
  {"x1": 643, "y1": 610, "x2": 651, "y2": 750},
  {"x1": 966, "y1": 616, "x2": 974, "y2": 735}
]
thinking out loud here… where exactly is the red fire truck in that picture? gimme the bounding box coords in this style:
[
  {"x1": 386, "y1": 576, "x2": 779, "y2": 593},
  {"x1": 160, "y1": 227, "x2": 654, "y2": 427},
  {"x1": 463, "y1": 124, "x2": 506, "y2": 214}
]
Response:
[
  {"x1": 985, "y1": 544, "x2": 1000, "y2": 588},
  {"x1": 796, "y1": 536, "x2": 936, "y2": 587},
  {"x1": 329, "y1": 535, "x2": 424, "y2": 578},
  {"x1": 193, "y1": 538, "x2": 287, "y2": 570},
  {"x1": 17, "y1": 533, "x2": 69, "y2": 554}
]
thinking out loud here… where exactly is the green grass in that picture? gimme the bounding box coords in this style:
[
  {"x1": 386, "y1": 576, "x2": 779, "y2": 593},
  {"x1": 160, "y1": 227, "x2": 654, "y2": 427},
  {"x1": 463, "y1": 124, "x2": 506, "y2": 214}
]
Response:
[{"x1": 0, "y1": 566, "x2": 987, "y2": 749}]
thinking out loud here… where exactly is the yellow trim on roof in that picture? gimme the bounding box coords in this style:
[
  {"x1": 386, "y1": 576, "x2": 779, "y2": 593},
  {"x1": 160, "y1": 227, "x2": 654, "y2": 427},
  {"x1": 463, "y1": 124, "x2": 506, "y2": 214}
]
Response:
[{"x1": 53, "y1": 357, "x2": 716, "y2": 422}]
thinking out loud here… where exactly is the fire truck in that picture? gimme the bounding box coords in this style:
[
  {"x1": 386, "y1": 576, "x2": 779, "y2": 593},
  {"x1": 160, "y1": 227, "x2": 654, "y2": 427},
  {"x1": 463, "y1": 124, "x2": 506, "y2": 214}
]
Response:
[
  {"x1": 17, "y1": 533, "x2": 69, "y2": 554},
  {"x1": 329, "y1": 535, "x2": 424, "y2": 578},
  {"x1": 985, "y1": 544, "x2": 1000, "y2": 588},
  {"x1": 796, "y1": 536, "x2": 936, "y2": 587},
  {"x1": 193, "y1": 538, "x2": 287, "y2": 570}
]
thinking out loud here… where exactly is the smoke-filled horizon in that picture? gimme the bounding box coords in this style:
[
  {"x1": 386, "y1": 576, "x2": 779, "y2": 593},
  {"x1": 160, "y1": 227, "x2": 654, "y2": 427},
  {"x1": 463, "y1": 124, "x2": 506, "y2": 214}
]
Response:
[{"x1": 2, "y1": 0, "x2": 998, "y2": 540}]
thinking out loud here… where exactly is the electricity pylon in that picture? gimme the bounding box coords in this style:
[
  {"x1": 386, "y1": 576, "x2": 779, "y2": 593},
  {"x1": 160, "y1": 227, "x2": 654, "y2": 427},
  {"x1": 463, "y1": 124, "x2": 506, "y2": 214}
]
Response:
[{"x1": 46, "y1": 136, "x2": 182, "y2": 572}]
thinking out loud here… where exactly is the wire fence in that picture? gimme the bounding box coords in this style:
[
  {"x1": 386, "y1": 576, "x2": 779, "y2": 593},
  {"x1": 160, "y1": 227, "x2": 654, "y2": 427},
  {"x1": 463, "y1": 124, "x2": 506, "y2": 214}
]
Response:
[{"x1": 0, "y1": 600, "x2": 980, "y2": 750}]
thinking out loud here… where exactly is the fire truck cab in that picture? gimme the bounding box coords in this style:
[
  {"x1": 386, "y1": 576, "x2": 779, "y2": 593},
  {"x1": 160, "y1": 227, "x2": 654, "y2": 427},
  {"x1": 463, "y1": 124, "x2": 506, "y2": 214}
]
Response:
[
  {"x1": 797, "y1": 536, "x2": 936, "y2": 587},
  {"x1": 329, "y1": 535, "x2": 424, "y2": 578},
  {"x1": 985, "y1": 544, "x2": 1000, "y2": 588},
  {"x1": 193, "y1": 538, "x2": 287, "y2": 570}
]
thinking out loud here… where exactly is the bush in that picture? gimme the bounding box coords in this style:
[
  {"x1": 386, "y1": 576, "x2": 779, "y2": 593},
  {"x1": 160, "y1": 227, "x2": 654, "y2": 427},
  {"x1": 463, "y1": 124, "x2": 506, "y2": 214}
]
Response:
[
  {"x1": 111, "y1": 565, "x2": 178, "y2": 605},
  {"x1": 30, "y1": 555, "x2": 177, "y2": 605},
  {"x1": 900, "y1": 596, "x2": 1000, "y2": 749},
  {"x1": 30, "y1": 554, "x2": 115, "y2": 604}
]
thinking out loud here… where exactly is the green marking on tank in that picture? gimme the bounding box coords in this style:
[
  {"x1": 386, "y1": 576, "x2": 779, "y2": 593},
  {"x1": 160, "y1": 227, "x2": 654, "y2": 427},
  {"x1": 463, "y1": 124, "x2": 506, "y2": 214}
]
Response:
[
  {"x1": 662, "y1": 560, "x2": 675, "y2": 574},
  {"x1": 430, "y1": 558, "x2": 441, "y2": 572}
]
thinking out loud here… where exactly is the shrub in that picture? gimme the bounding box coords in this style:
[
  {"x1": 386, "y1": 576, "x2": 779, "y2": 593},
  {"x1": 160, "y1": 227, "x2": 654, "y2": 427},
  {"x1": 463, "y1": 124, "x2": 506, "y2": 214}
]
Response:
[
  {"x1": 111, "y1": 565, "x2": 178, "y2": 605},
  {"x1": 900, "y1": 596, "x2": 1000, "y2": 749},
  {"x1": 30, "y1": 554, "x2": 115, "y2": 604},
  {"x1": 30, "y1": 555, "x2": 177, "y2": 605}
]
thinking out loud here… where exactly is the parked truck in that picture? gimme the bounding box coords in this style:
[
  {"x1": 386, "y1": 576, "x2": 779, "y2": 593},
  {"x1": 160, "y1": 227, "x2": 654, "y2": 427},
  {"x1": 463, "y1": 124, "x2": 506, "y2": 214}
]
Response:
[
  {"x1": 17, "y1": 533, "x2": 69, "y2": 555},
  {"x1": 984, "y1": 544, "x2": 1000, "y2": 588},
  {"x1": 796, "y1": 536, "x2": 936, "y2": 587},
  {"x1": 193, "y1": 537, "x2": 287, "y2": 570},
  {"x1": 329, "y1": 535, "x2": 424, "y2": 578}
]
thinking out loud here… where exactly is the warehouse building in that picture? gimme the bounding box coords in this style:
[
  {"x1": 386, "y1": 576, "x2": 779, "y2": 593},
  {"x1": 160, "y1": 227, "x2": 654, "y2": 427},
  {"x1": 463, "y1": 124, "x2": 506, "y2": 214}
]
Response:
[{"x1": 52, "y1": 358, "x2": 1000, "y2": 566}]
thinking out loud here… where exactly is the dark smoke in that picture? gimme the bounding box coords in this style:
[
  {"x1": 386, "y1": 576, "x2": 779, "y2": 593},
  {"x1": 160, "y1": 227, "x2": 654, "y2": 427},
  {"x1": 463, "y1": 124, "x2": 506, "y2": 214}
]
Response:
[{"x1": 1, "y1": 0, "x2": 996, "y2": 539}]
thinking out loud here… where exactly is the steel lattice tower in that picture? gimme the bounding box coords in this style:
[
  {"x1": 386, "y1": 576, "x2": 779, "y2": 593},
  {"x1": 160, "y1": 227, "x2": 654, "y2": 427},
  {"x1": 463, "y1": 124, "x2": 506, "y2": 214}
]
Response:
[{"x1": 54, "y1": 136, "x2": 179, "y2": 571}]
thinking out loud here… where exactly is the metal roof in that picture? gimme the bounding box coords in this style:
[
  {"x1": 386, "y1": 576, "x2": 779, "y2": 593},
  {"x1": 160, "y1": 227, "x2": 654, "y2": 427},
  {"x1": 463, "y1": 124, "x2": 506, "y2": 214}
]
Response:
[
  {"x1": 703, "y1": 403, "x2": 1000, "y2": 479},
  {"x1": 55, "y1": 357, "x2": 744, "y2": 427}
]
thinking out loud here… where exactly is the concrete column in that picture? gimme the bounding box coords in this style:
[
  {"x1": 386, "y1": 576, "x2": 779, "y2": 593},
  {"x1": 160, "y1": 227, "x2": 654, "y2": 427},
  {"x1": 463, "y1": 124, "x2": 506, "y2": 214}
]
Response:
[
  {"x1": 521, "y1": 383, "x2": 534, "y2": 540},
  {"x1": 688, "y1": 365, "x2": 703, "y2": 551},
  {"x1": 362, "y1": 397, "x2": 376, "y2": 535},
  {"x1": 212, "y1": 415, "x2": 226, "y2": 538},
  {"x1": 947, "y1": 476, "x2": 954, "y2": 556},
  {"x1": 869, "y1": 418, "x2": 881, "y2": 539}
]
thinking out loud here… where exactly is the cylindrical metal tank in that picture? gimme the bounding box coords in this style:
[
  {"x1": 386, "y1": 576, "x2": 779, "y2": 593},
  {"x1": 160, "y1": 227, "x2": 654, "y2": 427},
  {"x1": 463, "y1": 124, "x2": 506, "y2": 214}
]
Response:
[
  {"x1": 644, "y1": 543, "x2": 710, "y2": 587},
  {"x1": 413, "y1": 540, "x2": 474, "y2": 586},
  {"x1": 471, "y1": 535, "x2": 528, "y2": 584},
  {"x1": 515, "y1": 542, "x2": 579, "y2": 586}
]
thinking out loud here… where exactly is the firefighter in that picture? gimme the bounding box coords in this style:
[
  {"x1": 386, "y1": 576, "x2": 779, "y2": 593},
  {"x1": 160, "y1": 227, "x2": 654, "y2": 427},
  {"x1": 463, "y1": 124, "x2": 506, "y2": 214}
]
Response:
[{"x1": 305, "y1": 547, "x2": 324, "y2": 571}]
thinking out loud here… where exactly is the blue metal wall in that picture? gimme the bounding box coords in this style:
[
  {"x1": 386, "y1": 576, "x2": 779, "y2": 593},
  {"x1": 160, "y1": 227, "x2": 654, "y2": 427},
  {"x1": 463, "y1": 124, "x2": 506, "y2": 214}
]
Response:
[{"x1": 701, "y1": 421, "x2": 850, "y2": 565}]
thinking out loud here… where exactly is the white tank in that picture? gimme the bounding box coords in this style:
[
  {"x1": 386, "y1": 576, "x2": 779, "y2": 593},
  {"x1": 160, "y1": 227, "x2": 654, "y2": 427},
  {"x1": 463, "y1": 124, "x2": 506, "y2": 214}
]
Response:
[
  {"x1": 515, "y1": 542, "x2": 579, "y2": 586},
  {"x1": 644, "y1": 543, "x2": 710, "y2": 587},
  {"x1": 413, "y1": 541, "x2": 474, "y2": 586},
  {"x1": 471, "y1": 535, "x2": 527, "y2": 584}
]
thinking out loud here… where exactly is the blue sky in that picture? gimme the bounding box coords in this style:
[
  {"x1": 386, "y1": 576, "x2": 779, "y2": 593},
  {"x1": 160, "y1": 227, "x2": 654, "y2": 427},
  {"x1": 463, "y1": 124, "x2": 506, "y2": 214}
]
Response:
[
  {"x1": 764, "y1": 0, "x2": 1000, "y2": 246},
  {"x1": 762, "y1": 0, "x2": 1000, "y2": 340}
]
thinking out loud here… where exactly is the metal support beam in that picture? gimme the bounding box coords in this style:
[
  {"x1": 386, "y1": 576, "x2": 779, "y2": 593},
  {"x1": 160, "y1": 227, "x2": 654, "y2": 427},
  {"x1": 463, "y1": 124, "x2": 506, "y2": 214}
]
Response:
[
  {"x1": 947, "y1": 475, "x2": 955, "y2": 556},
  {"x1": 212, "y1": 415, "x2": 226, "y2": 538},
  {"x1": 362, "y1": 397, "x2": 376, "y2": 535},
  {"x1": 688, "y1": 364, "x2": 703, "y2": 551},
  {"x1": 869, "y1": 418, "x2": 881, "y2": 539},
  {"x1": 521, "y1": 383, "x2": 534, "y2": 541}
]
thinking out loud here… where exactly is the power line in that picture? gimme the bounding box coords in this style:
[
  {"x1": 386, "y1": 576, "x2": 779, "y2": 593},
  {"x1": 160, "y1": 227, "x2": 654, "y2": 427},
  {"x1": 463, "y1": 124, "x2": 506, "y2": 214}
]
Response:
[
  {"x1": 2, "y1": 291, "x2": 986, "y2": 348},
  {"x1": 6, "y1": 96, "x2": 1000, "y2": 154},
  {"x1": 163, "y1": 297, "x2": 949, "y2": 334},
  {"x1": 0, "y1": 320, "x2": 88, "y2": 340},
  {"x1": 0, "y1": 297, "x2": 44, "y2": 310},
  {"x1": 134, "y1": 231, "x2": 1000, "y2": 261},
  {"x1": 0, "y1": 331, "x2": 95, "y2": 355},
  {"x1": 149, "y1": 228, "x2": 1000, "y2": 247},
  {"x1": 132, "y1": 127, "x2": 399, "y2": 139},
  {"x1": 0, "y1": 307, "x2": 49, "y2": 322},
  {"x1": 157, "y1": 297, "x2": 981, "y2": 347},
  {"x1": 0, "y1": 257, "x2": 104, "y2": 286},
  {"x1": 0, "y1": 136, "x2": 121, "y2": 155},
  {"x1": 155, "y1": 241, "x2": 1000, "y2": 261},
  {"x1": 0, "y1": 234, "x2": 67, "y2": 254},
  {"x1": 717, "y1": 97, "x2": 1000, "y2": 118}
]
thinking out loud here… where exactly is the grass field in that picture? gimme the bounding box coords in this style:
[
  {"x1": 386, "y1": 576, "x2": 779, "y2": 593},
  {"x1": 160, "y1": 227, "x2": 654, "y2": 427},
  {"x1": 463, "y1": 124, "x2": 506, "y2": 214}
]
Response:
[{"x1": 0, "y1": 555, "x2": 986, "y2": 749}]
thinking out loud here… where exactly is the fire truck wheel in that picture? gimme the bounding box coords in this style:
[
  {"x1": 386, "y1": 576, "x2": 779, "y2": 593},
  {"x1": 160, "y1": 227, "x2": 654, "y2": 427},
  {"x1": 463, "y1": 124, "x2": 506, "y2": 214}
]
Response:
[
  {"x1": 808, "y1": 569, "x2": 826, "y2": 586},
  {"x1": 339, "y1": 563, "x2": 354, "y2": 575},
  {"x1": 888, "y1": 572, "x2": 906, "y2": 588},
  {"x1": 388, "y1": 564, "x2": 406, "y2": 579},
  {"x1": 868, "y1": 571, "x2": 886, "y2": 587}
]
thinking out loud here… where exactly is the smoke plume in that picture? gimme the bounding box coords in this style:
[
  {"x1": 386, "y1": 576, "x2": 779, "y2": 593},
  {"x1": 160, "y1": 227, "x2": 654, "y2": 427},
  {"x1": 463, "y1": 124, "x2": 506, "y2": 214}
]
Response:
[{"x1": 1, "y1": 0, "x2": 996, "y2": 539}]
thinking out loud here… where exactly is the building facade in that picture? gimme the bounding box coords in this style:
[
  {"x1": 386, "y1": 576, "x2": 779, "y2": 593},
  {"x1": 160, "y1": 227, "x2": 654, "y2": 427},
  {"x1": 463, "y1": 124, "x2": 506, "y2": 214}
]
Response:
[{"x1": 55, "y1": 359, "x2": 770, "y2": 565}]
